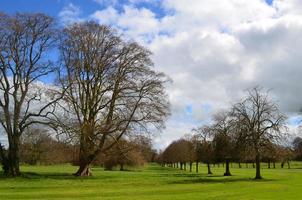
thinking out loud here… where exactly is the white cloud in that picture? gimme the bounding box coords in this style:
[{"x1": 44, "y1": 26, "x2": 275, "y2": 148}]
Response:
[
  {"x1": 274, "y1": 0, "x2": 302, "y2": 15},
  {"x1": 72, "y1": 0, "x2": 302, "y2": 149},
  {"x1": 91, "y1": 5, "x2": 160, "y2": 42},
  {"x1": 58, "y1": 3, "x2": 83, "y2": 25}
]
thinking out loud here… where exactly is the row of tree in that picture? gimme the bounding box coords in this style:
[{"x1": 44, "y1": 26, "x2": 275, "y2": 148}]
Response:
[
  {"x1": 0, "y1": 12, "x2": 170, "y2": 176},
  {"x1": 159, "y1": 87, "x2": 291, "y2": 179},
  {"x1": 1, "y1": 127, "x2": 156, "y2": 171}
]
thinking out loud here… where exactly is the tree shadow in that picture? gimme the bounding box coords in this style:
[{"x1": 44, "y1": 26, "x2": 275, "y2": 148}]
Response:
[
  {"x1": 0, "y1": 171, "x2": 104, "y2": 180},
  {"x1": 169, "y1": 176, "x2": 275, "y2": 185}
]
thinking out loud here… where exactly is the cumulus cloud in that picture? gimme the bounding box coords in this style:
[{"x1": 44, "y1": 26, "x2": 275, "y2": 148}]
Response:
[
  {"x1": 62, "y1": 0, "x2": 302, "y2": 149},
  {"x1": 91, "y1": 5, "x2": 160, "y2": 42}
]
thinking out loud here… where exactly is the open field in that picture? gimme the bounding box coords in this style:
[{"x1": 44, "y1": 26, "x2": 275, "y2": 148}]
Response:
[{"x1": 1, "y1": 163, "x2": 302, "y2": 200}]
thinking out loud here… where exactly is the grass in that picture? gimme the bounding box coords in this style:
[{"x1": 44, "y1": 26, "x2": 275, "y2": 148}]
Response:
[{"x1": 1, "y1": 162, "x2": 302, "y2": 199}]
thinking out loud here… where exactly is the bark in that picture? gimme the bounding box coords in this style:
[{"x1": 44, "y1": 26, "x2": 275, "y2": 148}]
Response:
[
  {"x1": 6, "y1": 135, "x2": 21, "y2": 176},
  {"x1": 207, "y1": 162, "x2": 212, "y2": 174},
  {"x1": 0, "y1": 144, "x2": 9, "y2": 175},
  {"x1": 74, "y1": 123, "x2": 97, "y2": 176},
  {"x1": 255, "y1": 153, "x2": 262, "y2": 179},
  {"x1": 224, "y1": 159, "x2": 232, "y2": 176},
  {"x1": 74, "y1": 162, "x2": 91, "y2": 176}
]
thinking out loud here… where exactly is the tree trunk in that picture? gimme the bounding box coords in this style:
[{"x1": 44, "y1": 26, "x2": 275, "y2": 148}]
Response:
[
  {"x1": 180, "y1": 162, "x2": 183, "y2": 170},
  {"x1": 6, "y1": 135, "x2": 21, "y2": 176},
  {"x1": 176, "y1": 162, "x2": 179, "y2": 168},
  {"x1": 189, "y1": 162, "x2": 192, "y2": 172},
  {"x1": 184, "y1": 162, "x2": 186, "y2": 171},
  {"x1": 255, "y1": 153, "x2": 262, "y2": 179},
  {"x1": 238, "y1": 162, "x2": 241, "y2": 168},
  {"x1": 224, "y1": 159, "x2": 231, "y2": 176},
  {"x1": 120, "y1": 164, "x2": 124, "y2": 171},
  {"x1": 74, "y1": 159, "x2": 92, "y2": 176},
  {"x1": 287, "y1": 161, "x2": 290, "y2": 169},
  {"x1": 268, "y1": 161, "x2": 270, "y2": 169},
  {"x1": 0, "y1": 144, "x2": 9, "y2": 175},
  {"x1": 74, "y1": 124, "x2": 96, "y2": 176},
  {"x1": 196, "y1": 162, "x2": 199, "y2": 173},
  {"x1": 281, "y1": 162, "x2": 284, "y2": 168},
  {"x1": 273, "y1": 162, "x2": 276, "y2": 169},
  {"x1": 207, "y1": 162, "x2": 212, "y2": 174},
  {"x1": 253, "y1": 163, "x2": 255, "y2": 168}
]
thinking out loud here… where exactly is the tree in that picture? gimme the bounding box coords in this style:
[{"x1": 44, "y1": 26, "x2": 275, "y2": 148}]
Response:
[
  {"x1": 193, "y1": 125, "x2": 214, "y2": 174},
  {"x1": 211, "y1": 111, "x2": 235, "y2": 176},
  {"x1": 0, "y1": 13, "x2": 61, "y2": 176},
  {"x1": 102, "y1": 138, "x2": 146, "y2": 171},
  {"x1": 20, "y1": 127, "x2": 75, "y2": 165},
  {"x1": 58, "y1": 22, "x2": 169, "y2": 176},
  {"x1": 292, "y1": 137, "x2": 302, "y2": 160},
  {"x1": 232, "y1": 87, "x2": 286, "y2": 179}
]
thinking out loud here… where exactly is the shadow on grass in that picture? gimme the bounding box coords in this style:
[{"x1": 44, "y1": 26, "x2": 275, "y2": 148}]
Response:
[
  {"x1": 169, "y1": 175, "x2": 274, "y2": 185},
  {"x1": 0, "y1": 171, "x2": 84, "y2": 180},
  {"x1": 0, "y1": 168, "x2": 144, "y2": 180}
]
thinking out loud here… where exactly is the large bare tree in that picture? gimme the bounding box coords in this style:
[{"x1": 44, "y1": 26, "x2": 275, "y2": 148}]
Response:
[
  {"x1": 58, "y1": 22, "x2": 170, "y2": 176},
  {"x1": 0, "y1": 13, "x2": 61, "y2": 176},
  {"x1": 232, "y1": 87, "x2": 286, "y2": 179}
]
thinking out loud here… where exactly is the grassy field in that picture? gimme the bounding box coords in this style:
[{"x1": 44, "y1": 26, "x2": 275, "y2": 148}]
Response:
[{"x1": 1, "y1": 163, "x2": 302, "y2": 200}]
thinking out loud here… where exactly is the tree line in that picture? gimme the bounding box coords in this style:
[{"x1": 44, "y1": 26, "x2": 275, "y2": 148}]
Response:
[
  {"x1": 0, "y1": 12, "x2": 170, "y2": 176},
  {"x1": 158, "y1": 87, "x2": 296, "y2": 179}
]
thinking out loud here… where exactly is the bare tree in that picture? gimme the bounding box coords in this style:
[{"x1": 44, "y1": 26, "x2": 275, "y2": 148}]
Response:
[
  {"x1": 232, "y1": 87, "x2": 286, "y2": 179},
  {"x1": 193, "y1": 125, "x2": 214, "y2": 175},
  {"x1": 0, "y1": 13, "x2": 61, "y2": 176},
  {"x1": 211, "y1": 111, "x2": 235, "y2": 176},
  {"x1": 58, "y1": 22, "x2": 170, "y2": 176}
]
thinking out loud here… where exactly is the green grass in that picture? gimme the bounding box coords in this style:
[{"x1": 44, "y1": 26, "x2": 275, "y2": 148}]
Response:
[{"x1": 1, "y1": 162, "x2": 302, "y2": 199}]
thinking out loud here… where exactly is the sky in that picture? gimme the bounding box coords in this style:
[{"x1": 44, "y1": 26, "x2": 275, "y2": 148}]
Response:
[{"x1": 1, "y1": 0, "x2": 302, "y2": 149}]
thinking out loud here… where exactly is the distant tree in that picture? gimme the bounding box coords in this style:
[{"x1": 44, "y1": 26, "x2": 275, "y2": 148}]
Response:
[
  {"x1": 132, "y1": 135, "x2": 157, "y2": 162},
  {"x1": 292, "y1": 137, "x2": 302, "y2": 160},
  {"x1": 211, "y1": 111, "x2": 235, "y2": 176},
  {"x1": 58, "y1": 22, "x2": 170, "y2": 176},
  {"x1": 193, "y1": 125, "x2": 214, "y2": 174},
  {"x1": 232, "y1": 87, "x2": 286, "y2": 179},
  {"x1": 102, "y1": 139, "x2": 146, "y2": 171},
  {"x1": 0, "y1": 13, "x2": 62, "y2": 176},
  {"x1": 279, "y1": 147, "x2": 294, "y2": 169},
  {"x1": 261, "y1": 142, "x2": 278, "y2": 169},
  {"x1": 20, "y1": 127, "x2": 75, "y2": 165}
]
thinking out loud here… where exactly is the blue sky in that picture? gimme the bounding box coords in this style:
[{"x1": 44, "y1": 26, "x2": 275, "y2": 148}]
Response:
[
  {"x1": 1, "y1": 0, "x2": 166, "y2": 19},
  {"x1": 1, "y1": 0, "x2": 275, "y2": 20}
]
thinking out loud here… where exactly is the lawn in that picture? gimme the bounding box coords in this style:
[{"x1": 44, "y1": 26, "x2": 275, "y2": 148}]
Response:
[{"x1": 1, "y1": 163, "x2": 302, "y2": 200}]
